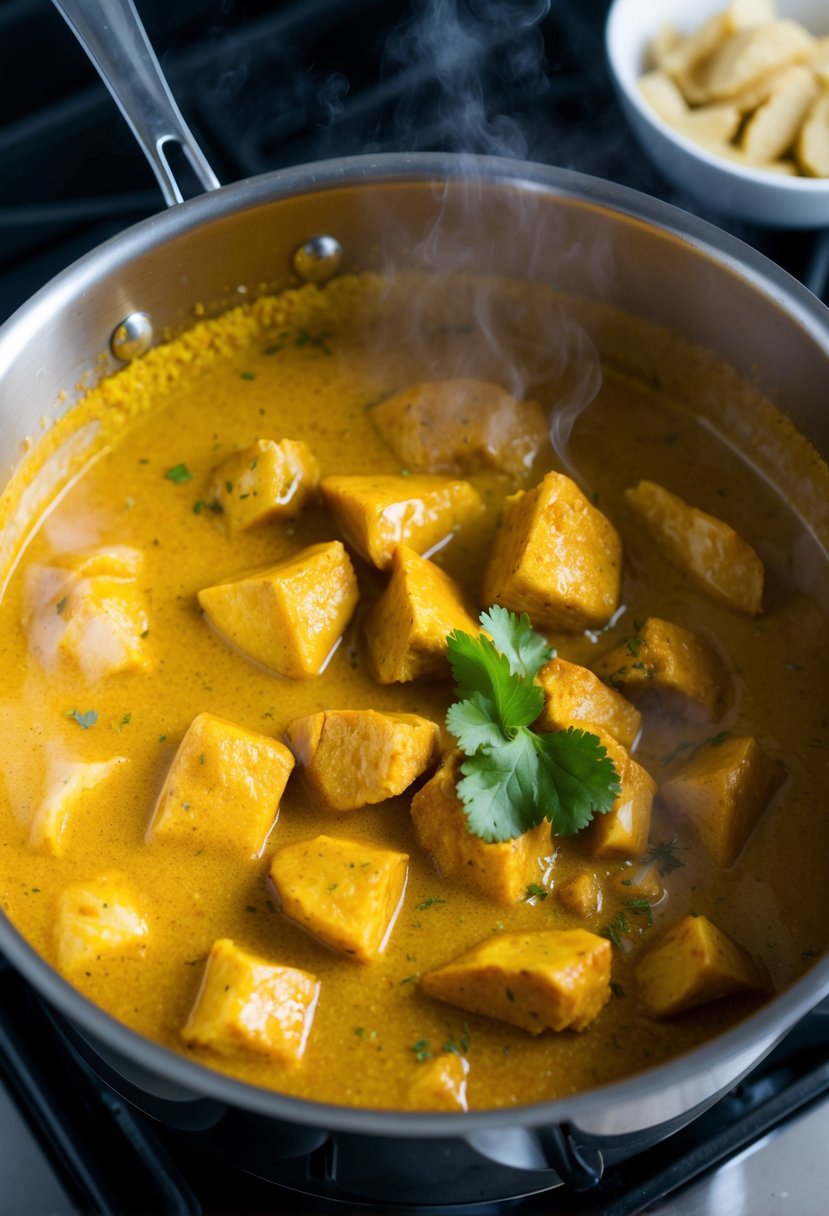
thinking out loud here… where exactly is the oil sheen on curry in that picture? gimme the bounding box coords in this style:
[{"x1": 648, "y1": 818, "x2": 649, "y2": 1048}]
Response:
[{"x1": 0, "y1": 272, "x2": 827, "y2": 1114}]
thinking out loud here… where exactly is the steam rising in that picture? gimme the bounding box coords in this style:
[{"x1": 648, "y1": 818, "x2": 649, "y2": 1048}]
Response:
[
  {"x1": 382, "y1": 0, "x2": 552, "y2": 160},
  {"x1": 371, "y1": 0, "x2": 604, "y2": 482}
]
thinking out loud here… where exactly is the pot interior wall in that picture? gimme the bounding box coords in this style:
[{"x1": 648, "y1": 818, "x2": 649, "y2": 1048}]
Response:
[
  {"x1": 0, "y1": 160, "x2": 828, "y2": 1146},
  {"x1": 1, "y1": 168, "x2": 827, "y2": 484}
]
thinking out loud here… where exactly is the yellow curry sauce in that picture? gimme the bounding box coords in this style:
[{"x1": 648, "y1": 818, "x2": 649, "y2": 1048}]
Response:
[{"x1": 0, "y1": 272, "x2": 827, "y2": 1112}]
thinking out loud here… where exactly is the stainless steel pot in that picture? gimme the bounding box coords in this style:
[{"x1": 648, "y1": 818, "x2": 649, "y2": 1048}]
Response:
[{"x1": 0, "y1": 0, "x2": 827, "y2": 1203}]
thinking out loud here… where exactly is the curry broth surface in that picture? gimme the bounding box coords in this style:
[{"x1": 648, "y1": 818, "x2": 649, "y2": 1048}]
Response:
[{"x1": 0, "y1": 274, "x2": 827, "y2": 1112}]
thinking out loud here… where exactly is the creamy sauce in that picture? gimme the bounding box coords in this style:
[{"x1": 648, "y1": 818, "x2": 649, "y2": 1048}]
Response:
[{"x1": 0, "y1": 272, "x2": 827, "y2": 1111}]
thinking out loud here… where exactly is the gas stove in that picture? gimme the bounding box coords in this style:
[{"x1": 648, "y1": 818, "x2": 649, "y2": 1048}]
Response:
[{"x1": 1, "y1": 1, "x2": 828, "y2": 1213}]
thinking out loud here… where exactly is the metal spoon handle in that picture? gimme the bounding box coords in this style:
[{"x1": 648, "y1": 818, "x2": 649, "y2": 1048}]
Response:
[{"x1": 51, "y1": 0, "x2": 220, "y2": 206}]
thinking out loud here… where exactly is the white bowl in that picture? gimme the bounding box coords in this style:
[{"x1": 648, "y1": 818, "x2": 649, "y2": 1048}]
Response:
[{"x1": 606, "y1": 0, "x2": 829, "y2": 227}]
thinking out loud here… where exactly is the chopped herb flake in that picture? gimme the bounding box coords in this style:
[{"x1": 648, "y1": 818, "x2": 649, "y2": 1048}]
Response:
[
  {"x1": 645, "y1": 839, "x2": 686, "y2": 876},
  {"x1": 601, "y1": 912, "x2": 630, "y2": 949},
  {"x1": 164, "y1": 463, "x2": 192, "y2": 484},
  {"x1": 67, "y1": 708, "x2": 98, "y2": 730},
  {"x1": 626, "y1": 897, "x2": 654, "y2": 927},
  {"x1": 525, "y1": 882, "x2": 548, "y2": 901}
]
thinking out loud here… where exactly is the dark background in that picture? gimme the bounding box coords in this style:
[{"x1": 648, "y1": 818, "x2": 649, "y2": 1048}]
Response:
[{"x1": 0, "y1": 0, "x2": 825, "y2": 324}]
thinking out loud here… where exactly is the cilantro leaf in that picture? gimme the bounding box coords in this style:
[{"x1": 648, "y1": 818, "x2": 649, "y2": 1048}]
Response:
[
  {"x1": 457, "y1": 732, "x2": 543, "y2": 842},
  {"x1": 446, "y1": 629, "x2": 543, "y2": 732},
  {"x1": 446, "y1": 609, "x2": 621, "y2": 843},
  {"x1": 67, "y1": 708, "x2": 98, "y2": 730},
  {"x1": 164, "y1": 463, "x2": 192, "y2": 484},
  {"x1": 480, "y1": 605, "x2": 554, "y2": 679},
  {"x1": 446, "y1": 693, "x2": 508, "y2": 754},
  {"x1": 525, "y1": 882, "x2": 548, "y2": 901},
  {"x1": 534, "y1": 727, "x2": 621, "y2": 836}
]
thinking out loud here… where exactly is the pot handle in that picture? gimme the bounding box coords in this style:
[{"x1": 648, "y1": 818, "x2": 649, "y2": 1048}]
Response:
[{"x1": 51, "y1": 0, "x2": 220, "y2": 206}]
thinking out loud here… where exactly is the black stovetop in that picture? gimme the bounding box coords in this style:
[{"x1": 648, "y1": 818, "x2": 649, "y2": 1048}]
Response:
[
  {"x1": 1, "y1": 1, "x2": 828, "y2": 1213},
  {"x1": 0, "y1": 0, "x2": 827, "y2": 325},
  {"x1": 2, "y1": 954, "x2": 829, "y2": 1215}
]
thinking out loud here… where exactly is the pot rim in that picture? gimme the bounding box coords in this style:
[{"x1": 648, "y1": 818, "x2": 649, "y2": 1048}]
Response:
[
  {"x1": 1, "y1": 152, "x2": 827, "y2": 377},
  {"x1": 1, "y1": 151, "x2": 828, "y2": 1137}
]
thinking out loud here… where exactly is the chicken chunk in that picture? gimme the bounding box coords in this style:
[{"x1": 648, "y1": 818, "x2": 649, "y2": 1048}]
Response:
[
  {"x1": 659, "y1": 735, "x2": 785, "y2": 867},
  {"x1": 407, "y1": 1052, "x2": 469, "y2": 1111},
  {"x1": 481, "y1": 472, "x2": 622, "y2": 632},
  {"x1": 268, "y1": 834, "x2": 408, "y2": 962},
  {"x1": 557, "y1": 872, "x2": 602, "y2": 919},
  {"x1": 584, "y1": 729, "x2": 656, "y2": 860},
  {"x1": 612, "y1": 862, "x2": 664, "y2": 904},
  {"x1": 198, "y1": 540, "x2": 359, "y2": 679},
  {"x1": 148, "y1": 712, "x2": 294, "y2": 856},
  {"x1": 536, "y1": 657, "x2": 641, "y2": 751},
  {"x1": 410, "y1": 753, "x2": 553, "y2": 906},
  {"x1": 23, "y1": 549, "x2": 150, "y2": 682},
  {"x1": 320, "y1": 474, "x2": 482, "y2": 571},
  {"x1": 369, "y1": 379, "x2": 548, "y2": 478},
  {"x1": 285, "y1": 709, "x2": 439, "y2": 812},
  {"x1": 58, "y1": 546, "x2": 143, "y2": 578},
  {"x1": 625, "y1": 480, "x2": 764, "y2": 615},
  {"x1": 210, "y1": 438, "x2": 320, "y2": 533},
  {"x1": 56, "y1": 871, "x2": 148, "y2": 972},
  {"x1": 365, "y1": 545, "x2": 480, "y2": 683},
  {"x1": 181, "y1": 938, "x2": 319, "y2": 1063},
  {"x1": 422, "y1": 929, "x2": 611, "y2": 1034},
  {"x1": 593, "y1": 617, "x2": 727, "y2": 723},
  {"x1": 635, "y1": 915, "x2": 766, "y2": 1018},
  {"x1": 30, "y1": 757, "x2": 127, "y2": 856}
]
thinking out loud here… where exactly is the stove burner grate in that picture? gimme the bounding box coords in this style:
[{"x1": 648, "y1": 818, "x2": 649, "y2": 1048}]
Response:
[{"x1": 1, "y1": 955, "x2": 828, "y2": 1215}]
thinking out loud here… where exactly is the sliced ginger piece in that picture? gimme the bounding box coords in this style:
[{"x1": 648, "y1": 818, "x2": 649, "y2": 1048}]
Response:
[
  {"x1": 703, "y1": 20, "x2": 815, "y2": 102},
  {"x1": 797, "y1": 89, "x2": 829, "y2": 176},
  {"x1": 639, "y1": 70, "x2": 689, "y2": 123},
  {"x1": 650, "y1": 24, "x2": 682, "y2": 73},
  {"x1": 640, "y1": 71, "x2": 742, "y2": 144},
  {"x1": 813, "y1": 38, "x2": 829, "y2": 87},
  {"x1": 741, "y1": 64, "x2": 820, "y2": 161},
  {"x1": 725, "y1": 0, "x2": 777, "y2": 30}
]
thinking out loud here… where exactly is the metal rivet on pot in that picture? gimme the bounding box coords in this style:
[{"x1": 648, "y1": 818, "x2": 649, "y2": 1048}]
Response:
[
  {"x1": 111, "y1": 312, "x2": 154, "y2": 362},
  {"x1": 292, "y1": 235, "x2": 343, "y2": 284}
]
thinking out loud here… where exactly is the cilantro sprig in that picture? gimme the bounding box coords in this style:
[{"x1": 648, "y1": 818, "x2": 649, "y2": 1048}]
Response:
[{"x1": 446, "y1": 607, "x2": 621, "y2": 843}]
